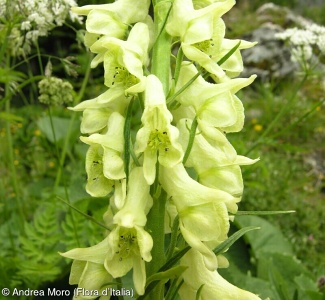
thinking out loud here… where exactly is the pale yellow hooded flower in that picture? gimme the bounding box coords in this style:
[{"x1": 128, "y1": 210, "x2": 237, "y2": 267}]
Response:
[{"x1": 179, "y1": 249, "x2": 262, "y2": 300}]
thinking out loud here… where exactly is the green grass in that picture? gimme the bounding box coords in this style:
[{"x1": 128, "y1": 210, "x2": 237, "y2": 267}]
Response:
[
  {"x1": 229, "y1": 76, "x2": 325, "y2": 273},
  {"x1": 223, "y1": 1, "x2": 325, "y2": 274}
]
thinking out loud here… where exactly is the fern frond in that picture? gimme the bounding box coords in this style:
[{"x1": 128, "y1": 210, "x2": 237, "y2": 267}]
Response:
[{"x1": 16, "y1": 203, "x2": 65, "y2": 289}]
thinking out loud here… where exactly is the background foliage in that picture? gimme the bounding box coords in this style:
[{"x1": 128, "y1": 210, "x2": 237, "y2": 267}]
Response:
[{"x1": 0, "y1": 0, "x2": 324, "y2": 299}]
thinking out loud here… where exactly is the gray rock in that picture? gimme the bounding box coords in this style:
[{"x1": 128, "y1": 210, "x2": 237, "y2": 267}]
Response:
[
  {"x1": 240, "y1": 3, "x2": 317, "y2": 80},
  {"x1": 242, "y1": 23, "x2": 298, "y2": 80}
]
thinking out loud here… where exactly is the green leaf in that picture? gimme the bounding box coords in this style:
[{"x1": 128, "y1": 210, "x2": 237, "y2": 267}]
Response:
[
  {"x1": 182, "y1": 116, "x2": 198, "y2": 165},
  {"x1": 166, "y1": 215, "x2": 180, "y2": 261},
  {"x1": 217, "y1": 41, "x2": 241, "y2": 66},
  {"x1": 160, "y1": 246, "x2": 191, "y2": 272},
  {"x1": 17, "y1": 203, "x2": 64, "y2": 288},
  {"x1": 294, "y1": 274, "x2": 318, "y2": 292},
  {"x1": 305, "y1": 290, "x2": 325, "y2": 300},
  {"x1": 0, "y1": 68, "x2": 27, "y2": 84},
  {"x1": 124, "y1": 97, "x2": 135, "y2": 181},
  {"x1": 167, "y1": 67, "x2": 203, "y2": 106},
  {"x1": 214, "y1": 226, "x2": 260, "y2": 255},
  {"x1": 146, "y1": 266, "x2": 188, "y2": 287},
  {"x1": 258, "y1": 252, "x2": 315, "y2": 299},
  {"x1": 235, "y1": 215, "x2": 293, "y2": 256},
  {"x1": 165, "y1": 279, "x2": 184, "y2": 300},
  {"x1": 268, "y1": 263, "x2": 291, "y2": 300},
  {"x1": 139, "y1": 247, "x2": 190, "y2": 299},
  {"x1": 37, "y1": 115, "x2": 79, "y2": 143},
  {"x1": 0, "y1": 112, "x2": 24, "y2": 122},
  {"x1": 233, "y1": 210, "x2": 296, "y2": 216}
]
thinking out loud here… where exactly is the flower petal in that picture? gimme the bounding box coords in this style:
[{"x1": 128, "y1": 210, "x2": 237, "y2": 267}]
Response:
[
  {"x1": 113, "y1": 167, "x2": 152, "y2": 227},
  {"x1": 179, "y1": 249, "x2": 262, "y2": 300},
  {"x1": 132, "y1": 255, "x2": 146, "y2": 295},
  {"x1": 60, "y1": 236, "x2": 109, "y2": 264}
]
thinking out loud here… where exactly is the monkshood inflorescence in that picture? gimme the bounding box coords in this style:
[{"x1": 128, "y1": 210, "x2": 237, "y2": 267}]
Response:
[{"x1": 61, "y1": 0, "x2": 262, "y2": 299}]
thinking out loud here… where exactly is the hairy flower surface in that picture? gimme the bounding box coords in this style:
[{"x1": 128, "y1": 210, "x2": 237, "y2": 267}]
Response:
[
  {"x1": 61, "y1": 238, "x2": 113, "y2": 299},
  {"x1": 70, "y1": 93, "x2": 129, "y2": 134},
  {"x1": 136, "y1": 75, "x2": 184, "y2": 184},
  {"x1": 100, "y1": 23, "x2": 149, "y2": 93},
  {"x1": 83, "y1": 144, "x2": 114, "y2": 197},
  {"x1": 178, "y1": 119, "x2": 258, "y2": 199},
  {"x1": 179, "y1": 249, "x2": 262, "y2": 300},
  {"x1": 160, "y1": 164, "x2": 234, "y2": 269},
  {"x1": 72, "y1": 0, "x2": 150, "y2": 49},
  {"x1": 106, "y1": 167, "x2": 153, "y2": 295},
  {"x1": 72, "y1": 0, "x2": 150, "y2": 21},
  {"x1": 81, "y1": 112, "x2": 126, "y2": 181},
  {"x1": 62, "y1": 168, "x2": 153, "y2": 296},
  {"x1": 176, "y1": 63, "x2": 256, "y2": 132},
  {"x1": 68, "y1": 260, "x2": 112, "y2": 300},
  {"x1": 166, "y1": 0, "x2": 255, "y2": 81},
  {"x1": 89, "y1": 21, "x2": 149, "y2": 72}
]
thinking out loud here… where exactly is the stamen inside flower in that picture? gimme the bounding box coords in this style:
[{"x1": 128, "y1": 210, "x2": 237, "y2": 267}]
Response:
[
  {"x1": 110, "y1": 66, "x2": 139, "y2": 89},
  {"x1": 88, "y1": 146, "x2": 104, "y2": 178},
  {"x1": 147, "y1": 129, "x2": 171, "y2": 152},
  {"x1": 115, "y1": 227, "x2": 138, "y2": 261},
  {"x1": 193, "y1": 39, "x2": 215, "y2": 52},
  {"x1": 193, "y1": 39, "x2": 215, "y2": 57}
]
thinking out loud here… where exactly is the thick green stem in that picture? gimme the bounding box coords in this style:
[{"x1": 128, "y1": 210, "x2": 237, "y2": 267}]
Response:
[
  {"x1": 151, "y1": 0, "x2": 172, "y2": 95},
  {"x1": 145, "y1": 1, "x2": 172, "y2": 298},
  {"x1": 146, "y1": 0, "x2": 171, "y2": 273},
  {"x1": 146, "y1": 188, "x2": 167, "y2": 276}
]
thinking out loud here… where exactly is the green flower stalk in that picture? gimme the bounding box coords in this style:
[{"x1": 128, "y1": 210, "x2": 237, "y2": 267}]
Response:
[{"x1": 62, "y1": 0, "x2": 262, "y2": 299}]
